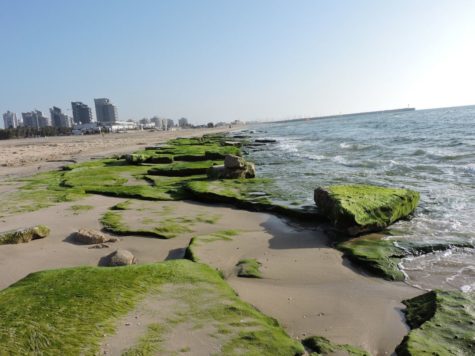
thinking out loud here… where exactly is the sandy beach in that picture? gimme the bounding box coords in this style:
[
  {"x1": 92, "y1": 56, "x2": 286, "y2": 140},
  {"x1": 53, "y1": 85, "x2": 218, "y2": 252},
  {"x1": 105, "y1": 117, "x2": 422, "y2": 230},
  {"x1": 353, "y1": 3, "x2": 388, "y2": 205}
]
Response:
[
  {"x1": 0, "y1": 127, "x2": 234, "y2": 178},
  {"x1": 0, "y1": 129, "x2": 425, "y2": 355}
]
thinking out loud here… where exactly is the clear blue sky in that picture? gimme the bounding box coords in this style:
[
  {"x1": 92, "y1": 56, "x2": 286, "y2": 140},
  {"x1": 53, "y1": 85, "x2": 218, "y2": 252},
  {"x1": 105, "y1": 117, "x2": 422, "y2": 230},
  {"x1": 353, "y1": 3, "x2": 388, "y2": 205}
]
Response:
[{"x1": 1, "y1": 0, "x2": 474, "y2": 126}]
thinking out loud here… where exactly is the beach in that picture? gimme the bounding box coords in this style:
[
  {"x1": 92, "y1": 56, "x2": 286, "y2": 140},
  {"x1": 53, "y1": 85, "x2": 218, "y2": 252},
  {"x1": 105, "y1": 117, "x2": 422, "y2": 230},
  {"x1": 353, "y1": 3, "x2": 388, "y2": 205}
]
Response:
[{"x1": 0, "y1": 131, "x2": 422, "y2": 355}]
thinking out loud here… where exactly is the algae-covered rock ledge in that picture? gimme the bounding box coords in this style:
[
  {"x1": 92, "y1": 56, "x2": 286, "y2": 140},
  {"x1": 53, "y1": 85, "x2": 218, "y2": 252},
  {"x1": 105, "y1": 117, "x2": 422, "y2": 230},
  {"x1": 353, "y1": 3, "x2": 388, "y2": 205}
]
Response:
[{"x1": 314, "y1": 184, "x2": 420, "y2": 236}]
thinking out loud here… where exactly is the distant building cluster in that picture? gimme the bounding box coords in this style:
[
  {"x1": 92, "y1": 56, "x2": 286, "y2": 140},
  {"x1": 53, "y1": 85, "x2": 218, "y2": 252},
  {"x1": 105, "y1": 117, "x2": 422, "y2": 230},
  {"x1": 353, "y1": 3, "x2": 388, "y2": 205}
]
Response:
[
  {"x1": 2, "y1": 98, "x2": 119, "y2": 130},
  {"x1": 2, "y1": 98, "x2": 245, "y2": 135}
]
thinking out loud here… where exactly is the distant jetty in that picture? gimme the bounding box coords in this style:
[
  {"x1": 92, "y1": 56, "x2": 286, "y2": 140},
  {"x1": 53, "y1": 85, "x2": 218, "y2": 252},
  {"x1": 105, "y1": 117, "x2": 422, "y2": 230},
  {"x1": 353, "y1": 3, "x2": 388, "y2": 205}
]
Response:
[{"x1": 269, "y1": 107, "x2": 416, "y2": 124}]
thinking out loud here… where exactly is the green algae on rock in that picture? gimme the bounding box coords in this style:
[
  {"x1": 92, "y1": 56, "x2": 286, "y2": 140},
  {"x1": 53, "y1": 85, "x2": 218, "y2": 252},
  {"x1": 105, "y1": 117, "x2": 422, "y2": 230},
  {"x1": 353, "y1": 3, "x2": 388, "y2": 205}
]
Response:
[
  {"x1": 396, "y1": 290, "x2": 475, "y2": 356},
  {"x1": 302, "y1": 335, "x2": 369, "y2": 356},
  {"x1": 236, "y1": 258, "x2": 262, "y2": 278},
  {"x1": 101, "y1": 200, "x2": 221, "y2": 239},
  {"x1": 314, "y1": 185, "x2": 420, "y2": 235},
  {"x1": 337, "y1": 234, "x2": 406, "y2": 281},
  {"x1": 147, "y1": 160, "x2": 222, "y2": 177},
  {"x1": 0, "y1": 225, "x2": 50, "y2": 245},
  {"x1": 338, "y1": 233, "x2": 475, "y2": 281},
  {"x1": 0, "y1": 260, "x2": 304, "y2": 355},
  {"x1": 184, "y1": 230, "x2": 239, "y2": 262},
  {"x1": 186, "y1": 178, "x2": 320, "y2": 220}
]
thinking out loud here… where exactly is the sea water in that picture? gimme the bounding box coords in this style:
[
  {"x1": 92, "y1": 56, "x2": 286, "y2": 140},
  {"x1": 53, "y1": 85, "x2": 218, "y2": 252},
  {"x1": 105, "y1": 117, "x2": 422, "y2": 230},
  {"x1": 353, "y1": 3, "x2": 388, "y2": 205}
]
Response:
[{"x1": 243, "y1": 106, "x2": 475, "y2": 292}]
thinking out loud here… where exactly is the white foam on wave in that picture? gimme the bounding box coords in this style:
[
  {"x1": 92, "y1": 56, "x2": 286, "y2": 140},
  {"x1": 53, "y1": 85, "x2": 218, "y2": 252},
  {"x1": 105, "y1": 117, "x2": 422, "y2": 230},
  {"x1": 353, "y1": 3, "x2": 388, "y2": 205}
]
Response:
[
  {"x1": 276, "y1": 140, "x2": 299, "y2": 153},
  {"x1": 332, "y1": 155, "x2": 348, "y2": 165}
]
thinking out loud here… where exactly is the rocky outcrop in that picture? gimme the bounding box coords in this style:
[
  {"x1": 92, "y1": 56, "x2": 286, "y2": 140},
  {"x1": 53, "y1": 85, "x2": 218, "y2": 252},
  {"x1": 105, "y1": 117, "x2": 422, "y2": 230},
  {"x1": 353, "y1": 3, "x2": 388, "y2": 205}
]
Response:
[
  {"x1": 396, "y1": 290, "x2": 475, "y2": 356},
  {"x1": 314, "y1": 185, "x2": 420, "y2": 235},
  {"x1": 302, "y1": 336, "x2": 369, "y2": 355},
  {"x1": 207, "y1": 155, "x2": 256, "y2": 179},
  {"x1": 71, "y1": 228, "x2": 118, "y2": 245},
  {"x1": 103, "y1": 249, "x2": 136, "y2": 266},
  {"x1": 0, "y1": 225, "x2": 50, "y2": 245}
]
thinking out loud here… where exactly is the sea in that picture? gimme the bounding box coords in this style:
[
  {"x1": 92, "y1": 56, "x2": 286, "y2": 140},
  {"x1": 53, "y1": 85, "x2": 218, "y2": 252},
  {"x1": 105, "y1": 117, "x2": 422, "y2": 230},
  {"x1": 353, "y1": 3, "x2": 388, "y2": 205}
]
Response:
[{"x1": 241, "y1": 105, "x2": 475, "y2": 293}]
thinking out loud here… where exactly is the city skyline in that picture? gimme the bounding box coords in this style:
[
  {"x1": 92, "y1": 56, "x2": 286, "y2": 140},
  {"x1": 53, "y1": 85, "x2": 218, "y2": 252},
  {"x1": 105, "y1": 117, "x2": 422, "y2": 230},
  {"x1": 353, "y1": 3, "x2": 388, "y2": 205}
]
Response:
[{"x1": 1, "y1": 1, "x2": 475, "y2": 128}]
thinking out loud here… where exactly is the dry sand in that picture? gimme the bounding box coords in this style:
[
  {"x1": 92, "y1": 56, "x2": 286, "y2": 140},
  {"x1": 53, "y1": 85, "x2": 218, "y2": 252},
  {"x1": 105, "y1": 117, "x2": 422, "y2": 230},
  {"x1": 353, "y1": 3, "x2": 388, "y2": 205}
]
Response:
[{"x1": 0, "y1": 194, "x2": 422, "y2": 355}]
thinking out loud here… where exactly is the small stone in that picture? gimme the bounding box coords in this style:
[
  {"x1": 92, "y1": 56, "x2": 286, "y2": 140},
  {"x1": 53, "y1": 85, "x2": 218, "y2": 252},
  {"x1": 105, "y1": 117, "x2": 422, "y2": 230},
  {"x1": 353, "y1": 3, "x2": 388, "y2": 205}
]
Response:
[{"x1": 104, "y1": 249, "x2": 136, "y2": 267}]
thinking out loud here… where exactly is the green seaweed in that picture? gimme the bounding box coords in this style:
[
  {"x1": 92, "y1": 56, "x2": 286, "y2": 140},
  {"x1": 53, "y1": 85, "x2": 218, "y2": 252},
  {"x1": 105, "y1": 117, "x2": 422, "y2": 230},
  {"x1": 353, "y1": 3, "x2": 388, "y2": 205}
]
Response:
[
  {"x1": 337, "y1": 234, "x2": 475, "y2": 281},
  {"x1": 396, "y1": 290, "x2": 475, "y2": 356},
  {"x1": 0, "y1": 225, "x2": 50, "y2": 245},
  {"x1": 186, "y1": 179, "x2": 319, "y2": 220},
  {"x1": 147, "y1": 160, "x2": 223, "y2": 177},
  {"x1": 101, "y1": 202, "x2": 222, "y2": 239},
  {"x1": 185, "y1": 230, "x2": 239, "y2": 262},
  {"x1": 236, "y1": 258, "x2": 262, "y2": 278},
  {"x1": 0, "y1": 260, "x2": 303, "y2": 355},
  {"x1": 337, "y1": 234, "x2": 406, "y2": 281},
  {"x1": 302, "y1": 335, "x2": 369, "y2": 355},
  {"x1": 0, "y1": 170, "x2": 86, "y2": 218},
  {"x1": 68, "y1": 204, "x2": 94, "y2": 215}
]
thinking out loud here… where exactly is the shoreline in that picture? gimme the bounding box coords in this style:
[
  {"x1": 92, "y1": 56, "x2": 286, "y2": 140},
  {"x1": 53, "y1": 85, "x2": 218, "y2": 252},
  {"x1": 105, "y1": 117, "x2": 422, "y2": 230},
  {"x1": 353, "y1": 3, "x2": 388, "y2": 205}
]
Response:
[{"x1": 2, "y1": 130, "x2": 465, "y2": 355}]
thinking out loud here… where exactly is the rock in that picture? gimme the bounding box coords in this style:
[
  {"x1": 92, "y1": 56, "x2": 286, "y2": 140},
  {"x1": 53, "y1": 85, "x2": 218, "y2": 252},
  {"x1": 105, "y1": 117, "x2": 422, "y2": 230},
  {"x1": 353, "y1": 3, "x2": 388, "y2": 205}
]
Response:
[
  {"x1": 0, "y1": 225, "x2": 50, "y2": 245},
  {"x1": 123, "y1": 154, "x2": 146, "y2": 164},
  {"x1": 104, "y1": 249, "x2": 136, "y2": 266},
  {"x1": 207, "y1": 155, "x2": 256, "y2": 179},
  {"x1": 303, "y1": 335, "x2": 369, "y2": 355},
  {"x1": 314, "y1": 185, "x2": 419, "y2": 235},
  {"x1": 396, "y1": 290, "x2": 475, "y2": 356},
  {"x1": 72, "y1": 229, "x2": 118, "y2": 245},
  {"x1": 207, "y1": 165, "x2": 226, "y2": 180},
  {"x1": 224, "y1": 154, "x2": 245, "y2": 169},
  {"x1": 223, "y1": 141, "x2": 242, "y2": 147},
  {"x1": 255, "y1": 139, "x2": 277, "y2": 143}
]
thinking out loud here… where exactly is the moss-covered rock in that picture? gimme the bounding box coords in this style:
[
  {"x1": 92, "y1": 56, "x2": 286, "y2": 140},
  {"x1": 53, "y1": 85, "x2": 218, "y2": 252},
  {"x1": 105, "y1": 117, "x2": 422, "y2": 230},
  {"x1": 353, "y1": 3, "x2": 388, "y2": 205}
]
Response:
[
  {"x1": 396, "y1": 290, "x2": 475, "y2": 355},
  {"x1": 0, "y1": 225, "x2": 50, "y2": 245},
  {"x1": 186, "y1": 179, "x2": 320, "y2": 220},
  {"x1": 147, "y1": 160, "x2": 222, "y2": 177},
  {"x1": 338, "y1": 233, "x2": 474, "y2": 281},
  {"x1": 337, "y1": 234, "x2": 406, "y2": 281},
  {"x1": 314, "y1": 185, "x2": 420, "y2": 235},
  {"x1": 236, "y1": 258, "x2": 262, "y2": 278},
  {"x1": 0, "y1": 260, "x2": 304, "y2": 355},
  {"x1": 302, "y1": 335, "x2": 369, "y2": 355},
  {"x1": 184, "y1": 230, "x2": 238, "y2": 262}
]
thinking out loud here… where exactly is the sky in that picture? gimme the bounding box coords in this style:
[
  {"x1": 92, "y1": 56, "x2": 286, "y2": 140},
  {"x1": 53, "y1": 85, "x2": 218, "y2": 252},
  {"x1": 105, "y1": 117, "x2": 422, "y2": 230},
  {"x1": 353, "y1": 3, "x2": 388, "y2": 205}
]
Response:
[{"x1": 1, "y1": 0, "x2": 475, "y2": 127}]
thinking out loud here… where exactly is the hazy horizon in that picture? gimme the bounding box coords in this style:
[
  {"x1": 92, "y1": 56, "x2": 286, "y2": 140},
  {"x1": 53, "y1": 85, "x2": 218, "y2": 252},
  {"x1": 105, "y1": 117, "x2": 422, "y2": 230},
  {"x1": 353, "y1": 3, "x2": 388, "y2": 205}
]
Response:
[{"x1": 1, "y1": 0, "x2": 475, "y2": 127}]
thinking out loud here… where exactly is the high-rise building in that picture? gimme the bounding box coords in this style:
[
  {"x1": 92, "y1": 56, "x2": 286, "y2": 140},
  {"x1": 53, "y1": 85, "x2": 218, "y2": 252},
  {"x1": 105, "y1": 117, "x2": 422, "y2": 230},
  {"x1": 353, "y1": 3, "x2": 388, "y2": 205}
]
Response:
[
  {"x1": 94, "y1": 98, "x2": 118, "y2": 123},
  {"x1": 166, "y1": 119, "x2": 174, "y2": 130},
  {"x1": 178, "y1": 117, "x2": 189, "y2": 128},
  {"x1": 50, "y1": 107, "x2": 72, "y2": 128},
  {"x1": 3, "y1": 111, "x2": 19, "y2": 129},
  {"x1": 71, "y1": 102, "x2": 93, "y2": 124},
  {"x1": 22, "y1": 110, "x2": 50, "y2": 128}
]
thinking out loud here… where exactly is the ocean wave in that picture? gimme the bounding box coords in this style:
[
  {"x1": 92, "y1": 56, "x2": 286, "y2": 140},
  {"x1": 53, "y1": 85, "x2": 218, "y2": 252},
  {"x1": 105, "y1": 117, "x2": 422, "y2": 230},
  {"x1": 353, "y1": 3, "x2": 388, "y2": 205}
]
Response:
[{"x1": 339, "y1": 142, "x2": 373, "y2": 150}]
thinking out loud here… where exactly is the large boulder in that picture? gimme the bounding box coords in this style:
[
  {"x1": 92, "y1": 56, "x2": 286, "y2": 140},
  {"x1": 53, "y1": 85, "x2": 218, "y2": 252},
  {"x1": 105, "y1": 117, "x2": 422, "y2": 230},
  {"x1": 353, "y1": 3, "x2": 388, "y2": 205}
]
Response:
[
  {"x1": 71, "y1": 228, "x2": 118, "y2": 245},
  {"x1": 207, "y1": 155, "x2": 256, "y2": 179},
  {"x1": 314, "y1": 185, "x2": 419, "y2": 236},
  {"x1": 0, "y1": 225, "x2": 50, "y2": 245},
  {"x1": 104, "y1": 249, "x2": 136, "y2": 266}
]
